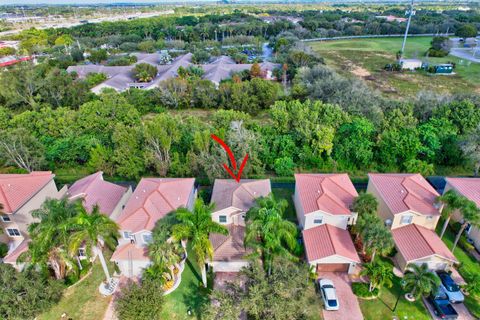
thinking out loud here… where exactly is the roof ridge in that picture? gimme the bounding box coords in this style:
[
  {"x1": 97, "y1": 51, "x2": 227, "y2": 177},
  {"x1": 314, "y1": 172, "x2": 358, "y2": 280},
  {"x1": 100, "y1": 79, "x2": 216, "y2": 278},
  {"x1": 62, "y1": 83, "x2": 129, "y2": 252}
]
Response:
[
  {"x1": 325, "y1": 224, "x2": 336, "y2": 256},
  {"x1": 0, "y1": 183, "x2": 11, "y2": 212},
  {"x1": 413, "y1": 224, "x2": 436, "y2": 256},
  {"x1": 213, "y1": 226, "x2": 234, "y2": 253},
  {"x1": 324, "y1": 174, "x2": 357, "y2": 196},
  {"x1": 319, "y1": 191, "x2": 348, "y2": 212}
]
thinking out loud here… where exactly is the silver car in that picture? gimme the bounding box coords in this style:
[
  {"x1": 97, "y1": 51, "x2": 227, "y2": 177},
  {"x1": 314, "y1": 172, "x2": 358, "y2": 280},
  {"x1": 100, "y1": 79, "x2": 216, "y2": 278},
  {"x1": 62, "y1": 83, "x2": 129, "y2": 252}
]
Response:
[{"x1": 318, "y1": 279, "x2": 339, "y2": 311}]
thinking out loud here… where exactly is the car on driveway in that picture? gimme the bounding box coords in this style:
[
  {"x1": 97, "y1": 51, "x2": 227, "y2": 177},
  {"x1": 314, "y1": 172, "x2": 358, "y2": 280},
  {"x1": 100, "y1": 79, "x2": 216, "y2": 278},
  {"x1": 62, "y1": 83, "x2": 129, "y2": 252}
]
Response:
[
  {"x1": 317, "y1": 278, "x2": 339, "y2": 311},
  {"x1": 437, "y1": 272, "x2": 464, "y2": 304},
  {"x1": 427, "y1": 286, "x2": 458, "y2": 319}
]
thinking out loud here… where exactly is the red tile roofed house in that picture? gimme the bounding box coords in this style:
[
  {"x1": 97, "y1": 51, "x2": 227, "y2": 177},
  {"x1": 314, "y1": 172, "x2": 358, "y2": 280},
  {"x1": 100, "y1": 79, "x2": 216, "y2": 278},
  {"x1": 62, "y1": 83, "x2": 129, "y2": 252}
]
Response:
[
  {"x1": 392, "y1": 224, "x2": 458, "y2": 271},
  {"x1": 303, "y1": 224, "x2": 360, "y2": 273},
  {"x1": 67, "y1": 171, "x2": 132, "y2": 220},
  {"x1": 0, "y1": 172, "x2": 67, "y2": 269},
  {"x1": 111, "y1": 178, "x2": 196, "y2": 277},
  {"x1": 294, "y1": 174, "x2": 360, "y2": 273},
  {"x1": 294, "y1": 174, "x2": 358, "y2": 230},
  {"x1": 444, "y1": 177, "x2": 480, "y2": 251},
  {"x1": 208, "y1": 179, "x2": 271, "y2": 272},
  {"x1": 367, "y1": 173, "x2": 442, "y2": 231}
]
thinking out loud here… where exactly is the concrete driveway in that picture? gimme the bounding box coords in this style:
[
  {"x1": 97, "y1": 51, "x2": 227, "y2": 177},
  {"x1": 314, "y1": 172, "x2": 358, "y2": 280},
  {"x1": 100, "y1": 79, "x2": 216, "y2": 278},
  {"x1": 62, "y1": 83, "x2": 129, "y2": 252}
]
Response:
[
  {"x1": 317, "y1": 272, "x2": 364, "y2": 320},
  {"x1": 423, "y1": 297, "x2": 475, "y2": 320}
]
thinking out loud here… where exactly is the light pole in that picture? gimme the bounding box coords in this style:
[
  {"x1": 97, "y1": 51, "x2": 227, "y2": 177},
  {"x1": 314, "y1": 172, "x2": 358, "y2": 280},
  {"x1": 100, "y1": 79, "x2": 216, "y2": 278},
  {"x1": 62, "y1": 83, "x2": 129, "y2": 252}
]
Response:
[{"x1": 400, "y1": 0, "x2": 415, "y2": 59}]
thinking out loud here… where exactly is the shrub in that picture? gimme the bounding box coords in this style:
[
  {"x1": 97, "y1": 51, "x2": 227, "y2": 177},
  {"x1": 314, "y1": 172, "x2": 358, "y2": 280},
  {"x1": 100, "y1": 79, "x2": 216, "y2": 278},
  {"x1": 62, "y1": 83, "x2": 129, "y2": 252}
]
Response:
[
  {"x1": 352, "y1": 282, "x2": 379, "y2": 298},
  {"x1": 427, "y1": 48, "x2": 449, "y2": 57},
  {"x1": 0, "y1": 242, "x2": 7, "y2": 258},
  {"x1": 85, "y1": 72, "x2": 107, "y2": 87},
  {"x1": 115, "y1": 279, "x2": 165, "y2": 320},
  {"x1": 274, "y1": 157, "x2": 295, "y2": 176},
  {"x1": 133, "y1": 63, "x2": 158, "y2": 82}
]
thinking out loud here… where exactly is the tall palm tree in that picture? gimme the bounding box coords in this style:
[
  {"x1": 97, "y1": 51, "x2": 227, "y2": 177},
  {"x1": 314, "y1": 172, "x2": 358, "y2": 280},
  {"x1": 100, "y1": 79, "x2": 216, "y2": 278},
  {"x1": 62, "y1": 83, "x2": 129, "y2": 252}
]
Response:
[
  {"x1": 68, "y1": 204, "x2": 119, "y2": 282},
  {"x1": 402, "y1": 263, "x2": 440, "y2": 300},
  {"x1": 436, "y1": 190, "x2": 464, "y2": 239},
  {"x1": 19, "y1": 198, "x2": 79, "y2": 279},
  {"x1": 172, "y1": 198, "x2": 228, "y2": 287},
  {"x1": 361, "y1": 261, "x2": 394, "y2": 292},
  {"x1": 452, "y1": 199, "x2": 480, "y2": 252},
  {"x1": 245, "y1": 194, "x2": 298, "y2": 275},
  {"x1": 148, "y1": 240, "x2": 182, "y2": 281},
  {"x1": 362, "y1": 223, "x2": 394, "y2": 262}
]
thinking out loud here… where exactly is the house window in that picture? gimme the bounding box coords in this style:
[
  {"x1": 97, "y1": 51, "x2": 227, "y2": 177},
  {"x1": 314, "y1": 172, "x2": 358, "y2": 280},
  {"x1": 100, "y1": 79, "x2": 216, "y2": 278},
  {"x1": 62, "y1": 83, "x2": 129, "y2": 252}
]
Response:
[
  {"x1": 122, "y1": 231, "x2": 132, "y2": 239},
  {"x1": 1, "y1": 215, "x2": 11, "y2": 222},
  {"x1": 142, "y1": 233, "x2": 153, "y2": 244},
  {"x1": 6, "y1": 228, "x2": 20, "y2": 237},
  {"x1": 426, "y1": 216, "x2": 433, "y2": 221},
  {"x1": 219, "y1": 215, "x2": 227, "y2": 223},
  {"x1": 400, "y1": 215, "x2": 413, "y2": 225},
  {"x1": 313, "y1": 217, "x2": 323, "y2": 224},
  {"x1": 78, "y1": 248, "x2": 86, "y2": 257}
]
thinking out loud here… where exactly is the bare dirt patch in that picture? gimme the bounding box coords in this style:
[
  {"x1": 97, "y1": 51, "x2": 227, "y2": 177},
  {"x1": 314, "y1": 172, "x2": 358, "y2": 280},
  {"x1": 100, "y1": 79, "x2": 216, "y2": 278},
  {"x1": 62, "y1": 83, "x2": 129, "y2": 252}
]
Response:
[{"x1": 351, "y1": 66, "x2": 371, "y2": 77}]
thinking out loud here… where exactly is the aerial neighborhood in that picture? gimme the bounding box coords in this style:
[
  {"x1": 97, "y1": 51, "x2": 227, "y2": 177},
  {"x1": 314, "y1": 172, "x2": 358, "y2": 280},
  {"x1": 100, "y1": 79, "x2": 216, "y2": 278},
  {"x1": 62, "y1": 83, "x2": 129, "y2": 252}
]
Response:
[{"x1": 0, "y1": 1, "x2": 480, "y2": 320}]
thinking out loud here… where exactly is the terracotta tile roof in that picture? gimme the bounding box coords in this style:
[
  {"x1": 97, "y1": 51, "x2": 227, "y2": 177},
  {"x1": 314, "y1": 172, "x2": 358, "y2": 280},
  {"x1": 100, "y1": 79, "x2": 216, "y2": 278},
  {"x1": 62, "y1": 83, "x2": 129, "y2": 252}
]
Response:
[
  {"x1": 294, "y1": 174, "x2": 358, "y2": 215},
  {"x1": 392, "y1": 224, "x2": 458, "y2": 263},
  {"x1": 210, "y1": 225, "x2": 250, "y2": 261},
  {"x1": 302, "y1": 224, "x2": 360, "y2": 263},
  {"x1": 0, "y1": 171, "x2": 55, "y2": 213},
  {"x1": 67, "y1": 171, "x2": 127, "y2": 217},
  {"x1": 3, "y1": 240, "x2": 29, "y2": 264},
  {"x1": 210, "y1": 179, "x2": 271, "y2": 212},
  {"x1": 116, "y1": 178, "x2": 195, "y2": 233},
  {"x1": 110, "y1": 242, "x2": 149, "y2": 261},
  {"x1": 368, "y1": 173, "x2": 440, "y2": 215},
  {"x1": 446, "y1": 177, "x2": 480, "y2": 208}
]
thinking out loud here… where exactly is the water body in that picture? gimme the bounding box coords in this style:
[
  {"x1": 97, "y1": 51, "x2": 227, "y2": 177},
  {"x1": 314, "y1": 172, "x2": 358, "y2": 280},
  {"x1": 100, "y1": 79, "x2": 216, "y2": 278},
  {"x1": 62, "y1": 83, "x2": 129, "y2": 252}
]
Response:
[{"x1": 262, "y1": 42, "x2": 273, "y2": 61}]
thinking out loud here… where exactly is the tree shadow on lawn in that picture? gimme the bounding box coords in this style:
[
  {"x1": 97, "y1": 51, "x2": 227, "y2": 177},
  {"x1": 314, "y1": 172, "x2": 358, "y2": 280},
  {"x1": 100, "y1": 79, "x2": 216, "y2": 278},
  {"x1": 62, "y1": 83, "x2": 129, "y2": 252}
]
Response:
[{"x1": 182, "y1": 258, "x2": 211, "y2": 319}]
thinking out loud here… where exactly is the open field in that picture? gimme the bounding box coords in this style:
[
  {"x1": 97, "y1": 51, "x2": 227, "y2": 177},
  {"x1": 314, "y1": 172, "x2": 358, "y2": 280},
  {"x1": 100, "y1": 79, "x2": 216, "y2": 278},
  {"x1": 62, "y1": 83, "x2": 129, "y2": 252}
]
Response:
[{"x1": 310, "y1": 37, "x2": 480, "y2": 98}]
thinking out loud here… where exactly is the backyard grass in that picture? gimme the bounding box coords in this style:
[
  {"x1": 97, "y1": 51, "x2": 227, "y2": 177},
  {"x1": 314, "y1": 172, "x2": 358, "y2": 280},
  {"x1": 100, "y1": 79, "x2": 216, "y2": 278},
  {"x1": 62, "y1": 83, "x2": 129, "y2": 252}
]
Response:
[
  {"x1": 309, "y1": 37, "x2": 480, "y2": 98},
  {"x1": 358, "y1": 259, "x2": 430, "y2": 320},
  {"x1": 272, "y1": 187, "x2": 297, "y2": 223},
  {"x1": 161, "y1": 245, "x2": 210, "y2": 320},
  {"x1": 38, "y1": 252, "x2": 115, "y2": 320},
  {"x1": 436, "y1": 220, "x2": 480, "y2": 318}
]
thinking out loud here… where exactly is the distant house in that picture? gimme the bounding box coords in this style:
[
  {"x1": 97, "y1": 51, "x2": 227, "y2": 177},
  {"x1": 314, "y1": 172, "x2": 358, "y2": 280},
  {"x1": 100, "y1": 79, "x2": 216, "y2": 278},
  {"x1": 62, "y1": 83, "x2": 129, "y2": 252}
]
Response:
[
  {"x1": 367, "y1": 173, "x2": 457, "y2": 272},
  {"x1": 376, "y1": 15, "x2": 407, "y2": 23},
  {"x1": 208, "y1": 179, "x2": 271, "y2": 273},
  {"x1": 111, "y1": 178, "x2": 196, "y2": 277},
  {"x1": 0, "y1": 172, "x2": 67, "y2": 268},
  {"x1": 444, "y1": 177, "x2": 480, "y2": 251},
  {"x1": 67, "y1": 52, "x2": 280, "y2": 93},
  {"x1": 294, "y1": 174, "x2": 360, "y2": 273},
  {"x1": 67, "y1": 171, "x2": 132, "y2": 220},
  {"x1": 0, "y1": 55, "x2": 32, "y2": 68},
  {"x1": 399, "y1": 58, "x2": 423, "y2": 70}
]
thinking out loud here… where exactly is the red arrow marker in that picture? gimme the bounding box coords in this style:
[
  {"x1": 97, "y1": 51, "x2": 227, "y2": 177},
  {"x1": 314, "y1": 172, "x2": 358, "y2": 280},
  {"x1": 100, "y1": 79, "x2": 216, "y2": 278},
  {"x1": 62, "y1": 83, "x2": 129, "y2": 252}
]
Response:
[{"x1": 211, "y1": 134, "x2": 249, "y2": 182}]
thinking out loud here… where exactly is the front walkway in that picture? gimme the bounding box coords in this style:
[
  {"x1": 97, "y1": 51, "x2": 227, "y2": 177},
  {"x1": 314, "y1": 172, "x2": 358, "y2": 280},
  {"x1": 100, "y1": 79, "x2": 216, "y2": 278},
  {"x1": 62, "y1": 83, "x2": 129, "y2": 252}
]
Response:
[{"x1": 317, "y1": 272, "x2": 364, "y2": 320}]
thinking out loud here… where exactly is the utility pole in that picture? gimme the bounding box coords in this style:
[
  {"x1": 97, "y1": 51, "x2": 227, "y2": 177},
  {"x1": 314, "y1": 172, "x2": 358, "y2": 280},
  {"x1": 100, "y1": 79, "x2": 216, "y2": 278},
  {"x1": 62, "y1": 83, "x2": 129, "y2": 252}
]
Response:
[{"x1": 400, "y1": 0, "x2": 415, "y2": 59}]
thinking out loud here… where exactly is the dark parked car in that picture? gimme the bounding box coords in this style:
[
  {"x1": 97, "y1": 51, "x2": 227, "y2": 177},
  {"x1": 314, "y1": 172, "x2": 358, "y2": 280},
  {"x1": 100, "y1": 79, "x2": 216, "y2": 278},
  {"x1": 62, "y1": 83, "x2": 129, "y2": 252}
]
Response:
[
  {"x1": 437, "y1": 272, "x2": 464, "y2": 303},
  {"x1": 428, "y1": 287, "x2": 458, "y2": 319}
]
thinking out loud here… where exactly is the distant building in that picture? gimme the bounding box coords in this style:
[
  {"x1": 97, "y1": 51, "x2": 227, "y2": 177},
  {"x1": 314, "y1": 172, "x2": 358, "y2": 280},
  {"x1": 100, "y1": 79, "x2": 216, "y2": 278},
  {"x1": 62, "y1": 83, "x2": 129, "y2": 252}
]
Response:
[
  {"x1": 399, "y1": 58, "x2": 423, "y2": 70},
  {"x1": 376, "y1": 15, "x2": 407, "y2": 23},
  {"x1": 0, "y1": 55, "x2": 32, "y2": 68},
  {"x1": 67, "y1": 52, "x2": 279, "y2": 93}
]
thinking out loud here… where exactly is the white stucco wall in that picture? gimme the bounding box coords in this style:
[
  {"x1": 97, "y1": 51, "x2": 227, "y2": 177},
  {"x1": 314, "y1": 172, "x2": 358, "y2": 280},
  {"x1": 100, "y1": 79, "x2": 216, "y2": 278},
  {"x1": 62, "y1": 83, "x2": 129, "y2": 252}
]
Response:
[
  {"x1": 209, "y1": 260, "x2": 249, "y2": 272},
  {"x1": 110, "y1": 186, "x2": 132, "y2": 221},
  {"x1": 211, "y1": 207, "x2": 245, "y2": 226},
  {"x1": 293, "y1": 186, "x2": 306, "y2": 228},
  {"x1": 116, "y1": 259, "x2": 151, "y2": 277}
]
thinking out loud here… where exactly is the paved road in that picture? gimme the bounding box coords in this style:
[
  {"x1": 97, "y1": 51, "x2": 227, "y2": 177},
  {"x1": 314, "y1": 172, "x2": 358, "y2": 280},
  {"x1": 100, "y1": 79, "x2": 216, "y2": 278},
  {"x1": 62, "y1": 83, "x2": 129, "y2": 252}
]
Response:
[
  {"x1": 450, "y1": 48, "x2": 480, "y2": 63},
  {"x1": 317, "y1": 272, "x2": 364, "y2": 320}
]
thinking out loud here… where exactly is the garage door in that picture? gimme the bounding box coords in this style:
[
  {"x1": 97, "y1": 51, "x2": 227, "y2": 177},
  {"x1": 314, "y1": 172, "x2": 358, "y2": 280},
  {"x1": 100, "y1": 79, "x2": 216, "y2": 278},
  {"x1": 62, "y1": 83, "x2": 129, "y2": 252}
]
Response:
[{"x1": 317, "y1": 263, "x2": 350, "y2": 272}]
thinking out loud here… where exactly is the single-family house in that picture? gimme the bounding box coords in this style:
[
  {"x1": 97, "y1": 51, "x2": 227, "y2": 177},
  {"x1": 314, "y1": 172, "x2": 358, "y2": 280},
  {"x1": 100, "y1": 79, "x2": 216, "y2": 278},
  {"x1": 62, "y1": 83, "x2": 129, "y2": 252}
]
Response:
[
  {"x1": 444, "y1": 177, "x2": 480, "y2": 251},
  {"x1": 367, "y1": 173, "x2": 441, "y2": 230},
  {"x1": 367, "y1": 173, "x2": 457, "y2": 271},
  {"x1": 111, "y1": 178, "x2": 196, "y2": 277},
  {"x1": 208, "y1": 179, "x2": 271, "y2": 272},
  {"x1": 294, "y1": 174, "x2": 360, "y2": 273},
  {"x1": 67, "y1": 171, "x2": 132, "y2": 221},
  {"x1": 0, "y1": 172, "x2": 67, "y2": 268}
]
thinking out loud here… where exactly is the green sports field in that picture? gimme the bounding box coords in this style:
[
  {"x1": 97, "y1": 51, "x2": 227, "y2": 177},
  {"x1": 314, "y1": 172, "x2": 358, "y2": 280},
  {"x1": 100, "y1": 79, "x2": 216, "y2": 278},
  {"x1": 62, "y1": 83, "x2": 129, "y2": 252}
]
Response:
[{"x1": 309, "y1": 37, "x2": 480, "y2": 98}]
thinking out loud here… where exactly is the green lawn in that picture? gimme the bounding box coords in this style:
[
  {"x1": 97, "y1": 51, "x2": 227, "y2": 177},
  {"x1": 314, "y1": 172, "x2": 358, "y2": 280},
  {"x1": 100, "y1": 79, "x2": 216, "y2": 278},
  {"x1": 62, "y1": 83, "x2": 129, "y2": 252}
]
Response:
[
  {"x1": 310, "y1": 37, "x2": 480, "y2": 98},
  {"x1": 161, "y1": 245, "x2": 210, "y2": 320},
  {"x1": 436, "y1": 220, "x2": 480, "y2": 318},
  {"x1": 272, "y1": 187, "x2": 297, "y2": 223},
  {"x1": 38, "y1": 253, "x2": 115, "y2": 320},
  {"x1": 358, "y1": 258, "x2": 430, "y2": 320}
]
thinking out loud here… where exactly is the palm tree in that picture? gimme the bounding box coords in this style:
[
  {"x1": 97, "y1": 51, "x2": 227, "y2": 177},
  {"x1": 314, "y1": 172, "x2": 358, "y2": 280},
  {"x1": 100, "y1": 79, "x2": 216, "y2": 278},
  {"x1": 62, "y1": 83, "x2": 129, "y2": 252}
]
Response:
[
  {"x1": 362, "y1": 223, "x2": 394, "y2": 262},
  {"x1": 172, "y1": 198, "x2": 228, "y2": 287},
  {"x1": 402, "y1": 263, "x2": 440, "y2": 300},
  {"x1": 148, "y1": 240, "x2": 182, "y2": 281},
  {"x1": 245, "y1": 194, "x2": 298, "y2": 275},
  {"x1": 351, "y1": 192, "x2": 378, "y2": 215},
  {"x1": 452, "y1": 199, "x2": 480, "y2": 252},
  {"x1": 68, "y1": 204, "x2": 119, "y2": 282},
  {"x1": 19, "y1": 198, "x2": 79, "y2": 279},
  {"x1": 361, "y1": 261, "x2": 394, "y2": 292},
  {"x1": 353, "y1": 211, "x2": 380, "y2": 241},
  {"x1": 436, "y1": 190, "x2": 464, "y2": 239}
]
